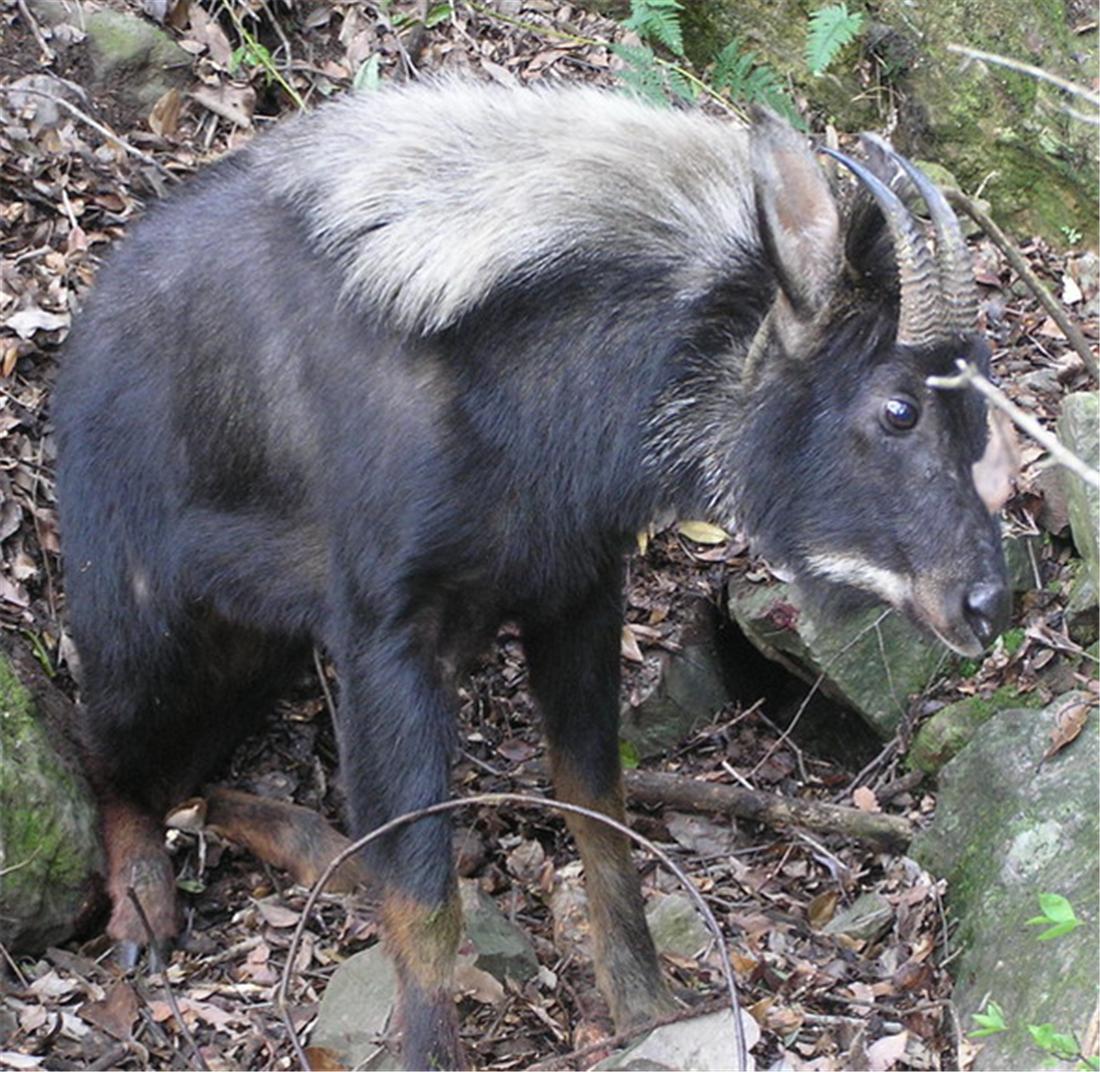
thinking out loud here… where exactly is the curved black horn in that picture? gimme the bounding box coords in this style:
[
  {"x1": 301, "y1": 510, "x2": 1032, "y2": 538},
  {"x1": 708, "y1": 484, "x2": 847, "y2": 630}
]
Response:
[
  {"x1": 860, "y1": 133, "x2": 979, "y2": 334},
  {"x1": 819, "y1": 145, "x2": 941, "y2": 348}
]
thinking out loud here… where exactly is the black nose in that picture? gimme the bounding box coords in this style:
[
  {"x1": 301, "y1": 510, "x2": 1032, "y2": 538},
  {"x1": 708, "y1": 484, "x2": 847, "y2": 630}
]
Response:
[{"x1": 963, "y1": 582, "x2": 1011, "y2": 649}]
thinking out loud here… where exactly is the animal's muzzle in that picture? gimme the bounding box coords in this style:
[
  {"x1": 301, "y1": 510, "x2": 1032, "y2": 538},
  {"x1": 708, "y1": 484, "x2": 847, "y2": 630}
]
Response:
[{"x1": 961, "y1": 579, "x2": 1012, "y2": 651}]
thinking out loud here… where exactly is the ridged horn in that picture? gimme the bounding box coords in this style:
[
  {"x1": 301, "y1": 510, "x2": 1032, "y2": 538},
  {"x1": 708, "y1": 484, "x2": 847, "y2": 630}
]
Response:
[
  {"x1": 859, "y1": 133, "x2": 978, "y2": 334},
  {"x1": 819, "y1": 145, "x2": 942, "y2": 348}
]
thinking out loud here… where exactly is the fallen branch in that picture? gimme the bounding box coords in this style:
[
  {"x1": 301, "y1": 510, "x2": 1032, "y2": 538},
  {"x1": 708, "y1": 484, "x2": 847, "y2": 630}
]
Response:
[
  {"x1": 623, "y1": 768, "x2": 912, "y2": 851},
  {"x1": 944, "y1": 187, "x2": 1098, "y2": 382}
]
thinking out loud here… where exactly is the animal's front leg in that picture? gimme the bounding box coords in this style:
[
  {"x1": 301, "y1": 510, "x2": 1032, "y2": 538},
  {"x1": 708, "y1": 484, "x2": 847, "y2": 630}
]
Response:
[
  {"x1": 335, "y1": 628, "x2": 464, "y2": 1071},
  {"x1": 524, "y1": 573, "x2": 677, "y2": 1032}
]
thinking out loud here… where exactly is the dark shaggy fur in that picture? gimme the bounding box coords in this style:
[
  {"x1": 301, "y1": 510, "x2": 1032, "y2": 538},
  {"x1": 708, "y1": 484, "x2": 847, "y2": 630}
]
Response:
[{"x1": 54, "y1": 81, "x2": 1008, "y2": 1069}]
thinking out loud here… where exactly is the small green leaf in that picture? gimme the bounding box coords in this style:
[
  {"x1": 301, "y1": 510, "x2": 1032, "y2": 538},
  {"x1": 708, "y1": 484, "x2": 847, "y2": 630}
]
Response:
[
  {"x1": 1028, "y1": 1023, "x2": 1078, "y2": 1059},
  {"x1": 1026, "y1": 893, "x2": 1082, "y2": 939},
  {"x1": 354, "y1": 54, "x2": 383, "y2": 92},
  {"x1": 623, "y1": 0, "x2": 686, "y2": 57},
  {"x1": 1037, "y1": 892, "x2": 1078, "y2": 924},
  {"x1": 423, "y1": 2, "x2": 453, "y2": 28},
  {"x1": 612, "y1": 44, "x2": 671, "y2": 107},
  {"x1": 177, "y1": 877, "x2": 206, "y2": 894},
  {"x1": 970, "y1": 1000, "x2": 1008, "y2": 1037},
  {"x1": 620, "y1": 739, "x2": 641, "y2": 769}
]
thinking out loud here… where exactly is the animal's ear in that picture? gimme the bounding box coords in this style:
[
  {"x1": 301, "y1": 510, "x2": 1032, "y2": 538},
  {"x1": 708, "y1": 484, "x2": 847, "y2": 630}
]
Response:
[{"x1": 749, "y1": 106, "x2": 841, "y2": 324}]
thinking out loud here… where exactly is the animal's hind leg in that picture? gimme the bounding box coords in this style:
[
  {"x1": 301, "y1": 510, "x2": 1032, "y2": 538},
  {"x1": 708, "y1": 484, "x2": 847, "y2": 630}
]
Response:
[
  {"x1": 523, "y1": 571, "x2": 677, "y2": 1031},
  {"x1": 75, "y1": 613, "x2": 305, "y2": 960}
]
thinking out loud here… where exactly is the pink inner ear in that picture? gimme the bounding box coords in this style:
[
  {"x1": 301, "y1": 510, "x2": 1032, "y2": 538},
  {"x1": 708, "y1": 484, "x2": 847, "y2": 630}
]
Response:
[{"x1": 972, "y1": 410, "x2": 1019, "y2": 514}]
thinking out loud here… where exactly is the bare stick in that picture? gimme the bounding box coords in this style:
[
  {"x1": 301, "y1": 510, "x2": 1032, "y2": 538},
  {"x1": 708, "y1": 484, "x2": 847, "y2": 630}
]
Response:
[
  {"x1": 623, "y1": 768, "x2": 912, "y2": 851},
  {"x1": 276, "y1": 792, "x2": 751, "y2": 1072},
  {"x1": 944, "y1": 187, "x2": 1098, "y2": 381},
  {"x1": 947, "y1": 44, "x2": 1100, "y2": 111},
  {"x1": 15, "y1": 0, "x2": 55, "y2": 63},
  {"x1": 928, "y1": 360, "x2": 1100, "y2": 490},
  {"x1": 0, "y1": 86, "x2": 178, "y2": 182},
  {"x1": 125, "y1": 889, "x2": 211, "y2": 1072}
]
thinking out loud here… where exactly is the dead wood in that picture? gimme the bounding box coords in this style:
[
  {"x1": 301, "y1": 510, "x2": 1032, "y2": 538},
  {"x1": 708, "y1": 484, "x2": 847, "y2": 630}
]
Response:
[{"x1": 623, "y1": 769, "x2": 913, "y2": 851}]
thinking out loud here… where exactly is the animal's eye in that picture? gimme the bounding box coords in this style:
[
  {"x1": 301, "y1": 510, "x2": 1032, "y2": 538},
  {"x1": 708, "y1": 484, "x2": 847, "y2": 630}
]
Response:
[{"x1": 882, "y1": 396, "x2": 920, "y2": 432}]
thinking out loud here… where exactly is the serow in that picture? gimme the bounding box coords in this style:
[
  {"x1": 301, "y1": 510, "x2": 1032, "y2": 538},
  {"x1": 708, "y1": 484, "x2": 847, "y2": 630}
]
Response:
[{"x1": 54, "y1": 81, "x2": 1011, "y2": 1069}]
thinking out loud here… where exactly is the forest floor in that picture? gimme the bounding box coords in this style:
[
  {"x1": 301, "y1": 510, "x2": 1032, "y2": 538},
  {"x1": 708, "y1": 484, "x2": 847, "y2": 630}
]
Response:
[{"x1": 0, "y1": 1, "x2": 1097, "y2": 1069}]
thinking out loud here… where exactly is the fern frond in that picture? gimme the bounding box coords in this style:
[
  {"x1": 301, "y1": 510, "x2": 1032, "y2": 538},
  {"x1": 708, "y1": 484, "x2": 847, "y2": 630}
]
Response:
[
  {"x1": 611, "y1": 44, "x2": 672, "y2": 107},
  {"x1": 623, "y1": 0, "x2": 685, "y2": 58},
  {"x1": 806, "y1": 3, "x2": 865, "y2": 76},
  {"x1": 711, "y1": 38, "x2": 805, "y2": 129}
]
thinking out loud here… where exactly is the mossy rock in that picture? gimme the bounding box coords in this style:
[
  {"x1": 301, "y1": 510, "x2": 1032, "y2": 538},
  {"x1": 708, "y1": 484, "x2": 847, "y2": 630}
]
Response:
[
  {"x1": 912, "y1": 693, "x2": 1098, "y2": 1071},
  {"x1": 1057, "y1": 391, "x2": 1100, "y2": 590},
  {"x1": 908, "y1": 686, "x2": 1023, "y2": 773},
  {"x1": 0, "y1": 640, "x2": 103, "y2": 953},
  {"x1": 726, "y1": 573, "x2": 948, "y2": 738},
  {"x1": 596, "y1": 0, "x2": 1098, "y2": 245},
  {"x1": 85, "y1": 9, "x2": 191, "y2": 114}
]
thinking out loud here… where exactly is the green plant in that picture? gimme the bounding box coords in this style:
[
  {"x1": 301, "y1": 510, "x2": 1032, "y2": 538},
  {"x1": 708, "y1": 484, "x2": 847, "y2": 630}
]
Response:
[
  {"x1": 622, "y1": 0, "x2": 685, "y2": 58},
  {"x1": 967, "y1": 894, "x2": 1096, "y2": 1069},
  {"x1": 1061, "y1": 224, "x2": 1083, "y2": 246},
  {"x1": 712, "y1": 38, "x2": 803, "y2": 127},
  {"x1": 1025, "y1": 891, "x2": 1082, "y2": 940},
  {"x1": 805, "y1": 3, "x2": 866, "y2": 76},
  {"x1": 971, "y1": 999, "x2": 1008, "y2": 1037}
]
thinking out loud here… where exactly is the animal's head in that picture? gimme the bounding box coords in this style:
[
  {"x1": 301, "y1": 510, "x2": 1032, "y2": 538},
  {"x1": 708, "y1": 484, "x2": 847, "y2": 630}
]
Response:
[{"x1": 731, "y1": 109, "x2": 1012, "y2": 657}]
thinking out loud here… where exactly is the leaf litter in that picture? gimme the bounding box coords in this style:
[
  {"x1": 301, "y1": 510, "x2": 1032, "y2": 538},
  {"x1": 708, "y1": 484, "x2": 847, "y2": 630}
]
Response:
[{"x1": 1, "y1": 1, "x2": 1097, "y2": 1069}]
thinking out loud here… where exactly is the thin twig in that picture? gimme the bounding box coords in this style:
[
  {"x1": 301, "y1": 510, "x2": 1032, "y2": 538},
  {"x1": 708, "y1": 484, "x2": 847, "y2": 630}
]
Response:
[
  {"x1": 276, "y1": 792, "x2": 750, "y2": 1071},
  {"x1": 947, "y1": 44, "x2": 1100, "y2": 110},
  {"x1": 748, "y1": 607, "x2": 894, "y2": 780},
  {"x1": 928, "y1": 360, "x2": 1100, "y2": 490},
  {"x1": 15, "y1": 0, "x2": 55, "y2": 64},
  {"x1": 125, "y1": 889, "x2": 211, "y2": 1072},
  {"x1": 0, "y1": 86, "x2": 178, "y2": 182},
  {"x1": 944, "y1": 187, "x2": 1098, "y2": 381}
]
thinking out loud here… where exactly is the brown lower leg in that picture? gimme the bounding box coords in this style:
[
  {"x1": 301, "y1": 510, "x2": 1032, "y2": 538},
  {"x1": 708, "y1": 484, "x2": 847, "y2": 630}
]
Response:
[
  {"x1": 204, "y1": 787, "x2": 370, "y2": 892},
  {"x1": 101, "y1": 798, "x2": 178, "y2": 948},
  {"x1": 381, "y1": 889, "x2": 464, "y2": 1069},
  {"x1": 553, "y1": 762, "x2": 676, "y2": 1029}
]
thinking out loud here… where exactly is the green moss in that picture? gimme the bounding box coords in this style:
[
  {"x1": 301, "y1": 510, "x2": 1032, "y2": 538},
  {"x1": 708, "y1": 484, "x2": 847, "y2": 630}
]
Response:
[
  {"x1": 629, "y1": 0, "x2": 1099, "y2": 244},
  {"x1": 908, "y1": 687, "x2": 1022, "y2": 774},
  {"x1": 0, "y1": 651, "x2": 102, "y2": 951}
]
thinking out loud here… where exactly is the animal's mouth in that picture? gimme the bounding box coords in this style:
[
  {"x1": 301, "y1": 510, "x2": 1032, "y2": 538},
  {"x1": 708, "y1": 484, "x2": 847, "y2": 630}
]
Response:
[
  {"x1": 908, "y1": 596, "x2": 987, "y2": 658},
  {"x1": 909, "y1": 575, "x2": 1010, "y2": 658},
  {"x1": 803, "y1": 552, "x2": 1008, "y2": 657}
]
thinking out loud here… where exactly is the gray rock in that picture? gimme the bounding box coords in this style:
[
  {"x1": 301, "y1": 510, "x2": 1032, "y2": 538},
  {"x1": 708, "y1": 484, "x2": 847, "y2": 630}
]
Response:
[
  {"x1": 595, "y1": 1008, "x2": 759, "y2": 1071},
  {"x1": 1057, "y1": 392, "x2": 1099, "y2": 588},
  {"x1": 820, "y1": 892, "x2": 894, "y2": 943},
  {"x1": 459, "y1": 879, "x2": 538, "y2": 983},
  {"x1": 726, "y1": 575, "x2": 948, "y2": 738},
  {"x1": 85, "y1": 9, "x2": 191, "y2": 114},
  {"x1": 621, "y1": 599, "x2": 730, "y2": 758},
  {"x1": 645, "y1": 894, "x2": 712, "y2": 960},
  {"x1": 912, "y1": 694, "x2": 1098, "y2": 1071},
  {"x1": 310, "y1": 945, "x2": 400, "y2": 1071}
]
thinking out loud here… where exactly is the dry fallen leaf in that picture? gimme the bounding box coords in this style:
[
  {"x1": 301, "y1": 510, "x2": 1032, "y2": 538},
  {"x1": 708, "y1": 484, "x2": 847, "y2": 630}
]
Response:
[
  {"x1": 852, "y1": 786, "x2": 881, "y2": 813},
  {"x1": 256, "y1": 898, "x2": 301, "y2": 929},
  {"x1": 1042, "y1": 700, "x2": 1091, "y2": 761},
  {"x1": 807, "y1": 889, "x2": 839, "y2": 929},
  {"x1": 620, "y1": 624, "x2": 644, "y2": 663},
  {"x1": 79, "y1": 980, "x2": 139, "y2": 1041},
  {"x1": 676, "y1": 520, "x2": 730, "y2": 544}
]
